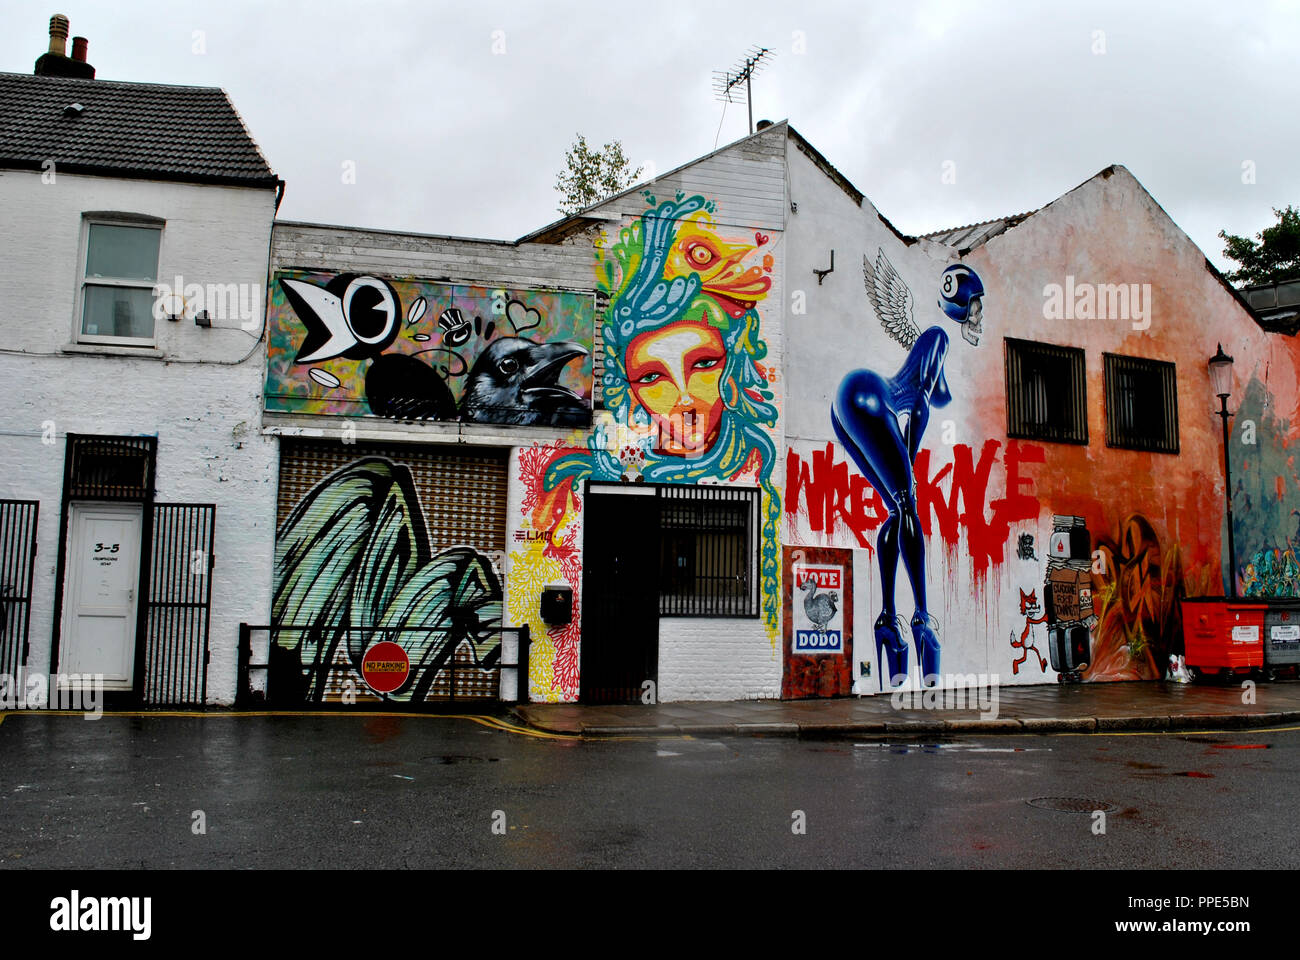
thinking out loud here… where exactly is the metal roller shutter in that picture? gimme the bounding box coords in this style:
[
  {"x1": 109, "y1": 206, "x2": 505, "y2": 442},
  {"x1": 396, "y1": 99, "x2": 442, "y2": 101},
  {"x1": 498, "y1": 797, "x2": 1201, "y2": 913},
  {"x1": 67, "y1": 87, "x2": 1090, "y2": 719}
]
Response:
[
  {"x1": 277, "y1": 439, "x2": 506, "y2": 554},
  {"x1": 274, "y1": 438, "x2": 507, "y2": 705}
]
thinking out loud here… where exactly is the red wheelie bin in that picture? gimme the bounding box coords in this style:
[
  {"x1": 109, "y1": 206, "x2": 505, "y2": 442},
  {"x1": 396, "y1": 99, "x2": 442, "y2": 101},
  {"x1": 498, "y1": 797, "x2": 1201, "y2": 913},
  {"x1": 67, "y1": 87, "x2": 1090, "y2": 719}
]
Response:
[{"x1": 1179, "y1": 598, "x2": 1266, "y2": 681}]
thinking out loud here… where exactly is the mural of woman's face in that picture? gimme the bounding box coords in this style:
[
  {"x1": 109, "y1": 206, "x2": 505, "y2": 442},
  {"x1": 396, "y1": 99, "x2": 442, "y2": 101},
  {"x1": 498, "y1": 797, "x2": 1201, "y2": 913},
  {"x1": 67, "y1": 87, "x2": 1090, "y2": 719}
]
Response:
[{"x1": 626, "y1": 321, "x2": 727, "y2": 457}]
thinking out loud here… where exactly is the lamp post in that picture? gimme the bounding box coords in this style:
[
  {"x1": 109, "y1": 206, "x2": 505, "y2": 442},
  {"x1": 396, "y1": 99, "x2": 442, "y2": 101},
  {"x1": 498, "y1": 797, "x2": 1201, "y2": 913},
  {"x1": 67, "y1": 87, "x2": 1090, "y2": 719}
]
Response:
[{"x1": 1209, "y1": 344, "x2": 1237, "y2": 598}]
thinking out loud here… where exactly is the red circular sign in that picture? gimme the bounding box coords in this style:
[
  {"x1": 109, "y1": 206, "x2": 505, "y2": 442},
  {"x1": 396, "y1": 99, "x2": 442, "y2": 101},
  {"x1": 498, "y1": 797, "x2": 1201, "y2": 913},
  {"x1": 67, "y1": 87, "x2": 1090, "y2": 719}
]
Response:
[{"x1": 361, "y1": 641, "x2": 410, "y2": 694}]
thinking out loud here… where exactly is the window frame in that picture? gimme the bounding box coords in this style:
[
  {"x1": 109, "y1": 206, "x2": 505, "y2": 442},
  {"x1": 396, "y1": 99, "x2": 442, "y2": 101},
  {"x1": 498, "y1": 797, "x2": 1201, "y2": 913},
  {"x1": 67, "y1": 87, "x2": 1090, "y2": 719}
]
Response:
[
  {"x1": 75, "y1": 215, "x2": 165, "y2": 348},
  {"x1": 1103, "y1": 352, "x2": 1180, "y2": 454},
  {"x1": 656, "y1": 484, "x2": 761, "y2": 619},
  {"x1": 1003, "y1": 337, "x2": 1089, "y2": 445}
]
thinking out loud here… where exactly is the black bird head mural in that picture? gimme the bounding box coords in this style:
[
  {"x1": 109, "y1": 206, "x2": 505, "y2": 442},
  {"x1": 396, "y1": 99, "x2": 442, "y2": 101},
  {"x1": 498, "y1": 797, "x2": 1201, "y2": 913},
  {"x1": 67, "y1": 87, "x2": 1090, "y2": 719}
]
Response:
[{"x1": 459, "y1": 337, "x2": 590, "y2": 426}]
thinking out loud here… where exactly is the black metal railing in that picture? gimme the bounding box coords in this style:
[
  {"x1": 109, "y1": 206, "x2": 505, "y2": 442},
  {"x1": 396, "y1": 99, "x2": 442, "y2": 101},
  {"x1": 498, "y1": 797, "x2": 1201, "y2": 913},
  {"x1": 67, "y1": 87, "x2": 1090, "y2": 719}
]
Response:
[
  {"x1": 0, "y1": 500, "x2": 39, "y2": 678},
  {"x1": 236, "y1": 623, "x2": 530, "y2": 709},
  {"x1": 143, "y1": 504, "x2": 215, "y2": 705}
]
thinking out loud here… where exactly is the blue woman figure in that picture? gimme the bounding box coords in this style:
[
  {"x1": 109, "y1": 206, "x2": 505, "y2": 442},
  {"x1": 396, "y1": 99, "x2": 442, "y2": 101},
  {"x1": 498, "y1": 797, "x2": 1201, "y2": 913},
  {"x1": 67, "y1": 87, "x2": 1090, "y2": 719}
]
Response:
[{"x1": 838, "y1": 252, "x2": 984, "y2": 688}]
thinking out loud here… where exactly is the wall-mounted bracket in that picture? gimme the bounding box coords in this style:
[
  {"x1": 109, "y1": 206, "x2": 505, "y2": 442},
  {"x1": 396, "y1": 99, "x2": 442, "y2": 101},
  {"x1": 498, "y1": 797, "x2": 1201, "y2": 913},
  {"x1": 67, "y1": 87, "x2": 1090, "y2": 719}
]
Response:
[{"x1": 814, "y1": 250, "x2": 835, "y2": 285}]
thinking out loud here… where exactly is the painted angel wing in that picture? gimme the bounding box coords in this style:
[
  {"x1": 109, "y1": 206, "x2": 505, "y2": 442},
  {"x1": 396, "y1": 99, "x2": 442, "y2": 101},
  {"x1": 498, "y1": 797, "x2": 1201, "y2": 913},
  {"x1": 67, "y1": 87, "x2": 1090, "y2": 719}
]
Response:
[{"x1": 862, "y1": 249, "x2": 920, "y2": 349}]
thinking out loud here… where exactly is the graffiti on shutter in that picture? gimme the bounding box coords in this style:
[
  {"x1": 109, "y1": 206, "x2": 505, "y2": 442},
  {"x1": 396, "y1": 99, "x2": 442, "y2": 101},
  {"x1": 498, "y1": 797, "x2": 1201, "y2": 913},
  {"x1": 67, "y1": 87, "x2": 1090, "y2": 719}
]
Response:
[{"x1": 273, "y1": 442, "x2": 507, "y2": 703}]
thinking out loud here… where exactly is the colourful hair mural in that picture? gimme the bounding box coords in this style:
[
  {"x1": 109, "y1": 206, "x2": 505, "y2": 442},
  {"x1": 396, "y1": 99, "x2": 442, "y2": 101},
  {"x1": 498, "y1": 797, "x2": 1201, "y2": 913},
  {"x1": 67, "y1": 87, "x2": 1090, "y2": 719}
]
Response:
[{"x1": 518, "y1": 192, "x2": 783, "y2": 651}]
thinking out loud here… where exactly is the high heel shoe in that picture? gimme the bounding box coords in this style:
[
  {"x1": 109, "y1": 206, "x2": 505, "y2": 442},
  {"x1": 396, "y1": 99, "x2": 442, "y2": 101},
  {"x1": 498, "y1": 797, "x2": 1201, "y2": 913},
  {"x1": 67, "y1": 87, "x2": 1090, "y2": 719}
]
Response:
[
  {"x1": 874, "y1": 613, "x2": 909, "y2": 689},
  {"x1": 910, "y1": 613, "x2": 941, "y2": 686}
]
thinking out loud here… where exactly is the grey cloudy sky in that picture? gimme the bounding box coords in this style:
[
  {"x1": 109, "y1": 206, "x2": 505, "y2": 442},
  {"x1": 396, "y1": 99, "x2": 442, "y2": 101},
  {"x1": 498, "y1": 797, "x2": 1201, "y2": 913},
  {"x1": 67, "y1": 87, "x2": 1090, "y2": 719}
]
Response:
[{"x1": 5, "y1": 0, "x2": 1297, "y2": 271}]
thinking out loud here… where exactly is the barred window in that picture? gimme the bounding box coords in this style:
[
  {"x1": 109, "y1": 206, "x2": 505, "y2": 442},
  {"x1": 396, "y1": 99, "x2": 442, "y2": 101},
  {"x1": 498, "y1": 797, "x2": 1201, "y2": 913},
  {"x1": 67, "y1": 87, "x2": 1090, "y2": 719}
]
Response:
[
  {"x1": 1104, "y1": 353, "x2": 1179, "y2": 453},
  {"x1": 657, "y1": 485, "x2": 759, "y2": 617},
  {"x1": 1004, "y1": 338, "x2": 1088, "y2": 444},
  {"x1": 65, "y1": 435, "x2": 156, "y2": 500}
]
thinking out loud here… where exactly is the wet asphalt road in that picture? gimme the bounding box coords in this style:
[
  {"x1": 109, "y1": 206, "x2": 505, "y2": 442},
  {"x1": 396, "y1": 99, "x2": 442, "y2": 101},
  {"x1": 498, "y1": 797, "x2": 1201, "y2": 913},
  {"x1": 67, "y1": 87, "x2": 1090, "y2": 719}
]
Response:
[{"x1": 1, "y1": 713, "x2": 1296, "y2": 869}]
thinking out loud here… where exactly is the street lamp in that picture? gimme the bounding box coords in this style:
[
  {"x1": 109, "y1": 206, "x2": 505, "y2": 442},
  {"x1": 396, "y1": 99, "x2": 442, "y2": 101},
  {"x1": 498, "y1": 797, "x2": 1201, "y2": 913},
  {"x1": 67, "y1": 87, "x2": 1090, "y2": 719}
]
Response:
[{"x1": 1209, "y1": 344, "x2": 1237, "y2": 598}]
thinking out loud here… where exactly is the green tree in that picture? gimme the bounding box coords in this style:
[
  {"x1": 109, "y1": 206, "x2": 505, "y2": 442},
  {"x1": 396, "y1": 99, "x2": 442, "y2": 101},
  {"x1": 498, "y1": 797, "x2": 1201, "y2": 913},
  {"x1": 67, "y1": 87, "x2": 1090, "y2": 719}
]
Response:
[
  {"x1": 1219, "y1": 205, "x2": 1300, "y2": 286},
  {"x1": 555, "y1": 134, "x2": 643, "y2": 215}
]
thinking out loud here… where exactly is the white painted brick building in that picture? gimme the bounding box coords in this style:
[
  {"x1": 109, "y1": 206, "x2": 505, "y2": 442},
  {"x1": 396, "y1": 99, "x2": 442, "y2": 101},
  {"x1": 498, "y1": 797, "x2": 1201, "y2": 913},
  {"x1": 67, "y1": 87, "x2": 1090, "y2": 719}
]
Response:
[{"x1": 0, "y1": 36, "x2": 281, "y2": 706}]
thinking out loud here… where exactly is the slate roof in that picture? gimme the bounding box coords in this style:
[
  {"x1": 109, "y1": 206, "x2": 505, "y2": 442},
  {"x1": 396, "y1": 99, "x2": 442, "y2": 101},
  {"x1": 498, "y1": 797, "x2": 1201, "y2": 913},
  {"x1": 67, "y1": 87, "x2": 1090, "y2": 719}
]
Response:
[{"x1": 0, "y1": 71, "x2": 279, "y2": 188}]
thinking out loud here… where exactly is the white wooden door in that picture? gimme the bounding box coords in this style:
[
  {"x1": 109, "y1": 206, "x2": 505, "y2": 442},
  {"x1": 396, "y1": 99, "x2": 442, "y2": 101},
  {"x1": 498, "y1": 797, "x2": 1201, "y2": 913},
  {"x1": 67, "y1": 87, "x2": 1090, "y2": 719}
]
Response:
[{"x1": 61, "y1": 503, "x2": 143, "y2": 690}]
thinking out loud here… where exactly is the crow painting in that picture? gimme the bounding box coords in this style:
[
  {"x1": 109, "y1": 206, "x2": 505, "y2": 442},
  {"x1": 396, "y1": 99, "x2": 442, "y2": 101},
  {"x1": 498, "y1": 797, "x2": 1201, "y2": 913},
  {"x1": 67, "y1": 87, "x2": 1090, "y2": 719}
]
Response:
[
  {"x1": 458, "y1": 337, "x2": 590, "y2": 427},
  {"x1": 365, "y1": 353, "x2": 458, "y2": 420}
]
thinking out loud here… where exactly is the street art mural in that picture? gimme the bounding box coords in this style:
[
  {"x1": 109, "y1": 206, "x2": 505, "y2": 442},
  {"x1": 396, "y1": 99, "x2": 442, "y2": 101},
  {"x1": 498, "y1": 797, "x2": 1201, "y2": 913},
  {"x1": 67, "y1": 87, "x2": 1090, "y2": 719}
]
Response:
[
  {"x1": 782, "y1": 227, "x2": 1251, "y2": 690},
  {"x1": 785, "y1": 438, "x2": 1045, "y2": 572},
  {"x1": 1043, "y1": 515, "x2": 1095, "y2": 682},
  {"x1": 265, "y1": 272, "x2": 595, "y2": 428},
  {"x1": 509, "y1": 440, "x2": 585, "y2": 701},
  {"x1": 1085, "y1": 513, "x2": 1212, "y2": 682},
  {"x1": 777, "y1": 170, "x2": 1300, "y2": 695},
  {"x1": 1231, "y1": 373, "x2": 1300, "y2": 597},
  {"x1": 831, "y1": 251, "x2": 986, "y2": 686},
  {"x1": 271, "y1": 458, "x2": 504, "y2": 703},
  {"x1": 511, "y1": 192, "x2": 782, "y2": 699},
  {"x1": 1241, "y1": 545, "x2": 1300, "y2": 598},
  {"x1": 1010, "y1": 588, "x2": 1048, "y2": 675}
]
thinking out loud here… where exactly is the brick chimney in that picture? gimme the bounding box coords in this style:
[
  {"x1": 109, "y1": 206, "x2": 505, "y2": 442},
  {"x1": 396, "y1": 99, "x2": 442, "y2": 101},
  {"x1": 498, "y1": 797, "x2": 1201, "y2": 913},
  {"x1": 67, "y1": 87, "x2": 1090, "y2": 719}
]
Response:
[{"x1": 34, "y1": 14, "x2": 95, "y2": 79}]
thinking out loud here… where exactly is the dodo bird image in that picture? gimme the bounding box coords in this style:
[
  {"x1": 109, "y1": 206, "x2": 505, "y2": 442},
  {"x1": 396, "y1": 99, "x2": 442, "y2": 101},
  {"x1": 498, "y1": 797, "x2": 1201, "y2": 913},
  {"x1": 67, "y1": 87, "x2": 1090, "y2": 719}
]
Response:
[{"x1": 800, "y1": 577, "x2": 839, "y2": 632}]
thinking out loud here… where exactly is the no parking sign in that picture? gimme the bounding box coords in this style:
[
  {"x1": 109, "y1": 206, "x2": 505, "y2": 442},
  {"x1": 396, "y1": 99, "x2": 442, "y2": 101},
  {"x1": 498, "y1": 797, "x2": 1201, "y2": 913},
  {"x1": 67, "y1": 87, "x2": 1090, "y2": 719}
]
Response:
[{"x1": 361, "y1": 641, "x2": 410, "y2": 694}]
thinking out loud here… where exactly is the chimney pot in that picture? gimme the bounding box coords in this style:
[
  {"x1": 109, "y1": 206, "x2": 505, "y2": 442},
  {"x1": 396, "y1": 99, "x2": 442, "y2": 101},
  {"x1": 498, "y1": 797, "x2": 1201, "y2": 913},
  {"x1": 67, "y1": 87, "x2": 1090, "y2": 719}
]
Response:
[
  {"x1": 48, "y1": 14, "x2": 69, "y2": 55},
  {"x1": 35, "y1": 15, "x2": 94, "y2": 79}
]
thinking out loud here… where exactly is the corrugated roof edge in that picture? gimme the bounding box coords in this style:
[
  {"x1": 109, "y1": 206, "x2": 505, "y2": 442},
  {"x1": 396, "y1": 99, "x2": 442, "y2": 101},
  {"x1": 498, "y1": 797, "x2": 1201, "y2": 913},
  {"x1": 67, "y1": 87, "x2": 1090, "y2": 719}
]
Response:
[{"x1": 922, "y1": 211, "x2": 1037, "y2": 240}]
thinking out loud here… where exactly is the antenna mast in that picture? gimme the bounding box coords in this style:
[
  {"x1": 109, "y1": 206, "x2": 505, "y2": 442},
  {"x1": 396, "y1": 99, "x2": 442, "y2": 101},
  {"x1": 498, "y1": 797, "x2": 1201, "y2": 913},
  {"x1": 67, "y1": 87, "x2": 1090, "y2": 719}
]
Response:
[{"x1": 712, "y1": 45, "x2": 775, "y2": 135}]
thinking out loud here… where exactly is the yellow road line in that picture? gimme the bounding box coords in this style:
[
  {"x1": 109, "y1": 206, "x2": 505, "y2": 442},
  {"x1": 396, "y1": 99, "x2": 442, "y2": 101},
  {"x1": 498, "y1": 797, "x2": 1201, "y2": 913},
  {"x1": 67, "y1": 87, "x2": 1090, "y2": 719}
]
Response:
[
  {"x1": 0, "y1": 709, "x2": 583, "y2": 740},
  {"x1": 4, "y1": 710, "x2": 1295, "y2": 741}
]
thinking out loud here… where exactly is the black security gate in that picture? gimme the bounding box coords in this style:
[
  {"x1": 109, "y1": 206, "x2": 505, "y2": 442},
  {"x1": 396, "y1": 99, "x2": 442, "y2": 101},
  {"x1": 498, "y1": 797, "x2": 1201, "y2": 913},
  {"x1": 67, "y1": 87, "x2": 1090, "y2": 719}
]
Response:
[
  {"x1": 580, "y1": 483, "x2": 762, "y2": 703},
  {"x1": 0, "y1": 500, "x2": 39, "y2": 677},
  {"x1": 142, "y1": 503, "x2": 215, "y2": 705},
  {"x1": 580, "y1": 491, "x2": 661, "y2": 704}
]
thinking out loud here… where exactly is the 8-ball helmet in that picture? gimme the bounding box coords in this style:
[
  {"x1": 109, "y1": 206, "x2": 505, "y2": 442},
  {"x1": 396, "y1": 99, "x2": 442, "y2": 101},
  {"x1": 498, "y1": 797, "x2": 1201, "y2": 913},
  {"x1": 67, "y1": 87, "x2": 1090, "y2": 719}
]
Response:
[{"x1": 938, "y1": 264, "x2": 984, "y2": 324}]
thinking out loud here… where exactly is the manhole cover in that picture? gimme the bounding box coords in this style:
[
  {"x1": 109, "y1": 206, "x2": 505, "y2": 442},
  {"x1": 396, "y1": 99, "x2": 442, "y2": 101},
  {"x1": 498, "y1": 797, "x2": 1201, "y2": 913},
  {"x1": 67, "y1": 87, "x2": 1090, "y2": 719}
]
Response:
[{"x1": 1026, "y1": 797, "x2": 1115, "y2": 813}]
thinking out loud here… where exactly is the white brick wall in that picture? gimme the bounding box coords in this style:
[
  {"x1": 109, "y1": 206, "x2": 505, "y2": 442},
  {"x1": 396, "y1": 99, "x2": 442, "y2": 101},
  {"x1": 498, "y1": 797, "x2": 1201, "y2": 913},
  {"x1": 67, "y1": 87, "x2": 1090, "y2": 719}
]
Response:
[
  {"x1": 0, "y1": 169, "x2": 279, "y2": 704},
  {"x1": 658, "y1": 617, "x2": 780, "y2": 701}
]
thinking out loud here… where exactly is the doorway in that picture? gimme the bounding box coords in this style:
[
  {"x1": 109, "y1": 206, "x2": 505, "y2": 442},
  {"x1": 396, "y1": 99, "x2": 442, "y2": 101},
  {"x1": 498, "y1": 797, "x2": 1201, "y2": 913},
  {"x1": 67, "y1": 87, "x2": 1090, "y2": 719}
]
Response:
[
  {"x1": 60, "y1": 502, "x2": 143, "y2": 690},
  {"x1": 580, "y1": 489, "x2": 660, "y2": 703}
]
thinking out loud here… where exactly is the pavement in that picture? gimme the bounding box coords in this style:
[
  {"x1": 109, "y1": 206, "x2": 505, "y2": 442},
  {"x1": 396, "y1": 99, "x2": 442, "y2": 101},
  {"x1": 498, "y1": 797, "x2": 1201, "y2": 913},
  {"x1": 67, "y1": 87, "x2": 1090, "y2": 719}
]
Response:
[{"x1": 512, "y1": 678, "x2": 1300, "y2": 738}]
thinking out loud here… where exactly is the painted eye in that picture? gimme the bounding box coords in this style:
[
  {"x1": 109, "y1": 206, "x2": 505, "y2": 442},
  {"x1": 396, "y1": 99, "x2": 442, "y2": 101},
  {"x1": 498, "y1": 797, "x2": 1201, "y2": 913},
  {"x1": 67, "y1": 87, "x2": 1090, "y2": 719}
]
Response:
[
  {"x1": 692, "y1": 357, "x2": 720, "y2": 370},
  {"x1": 499, "y1": 357, "x2": 520, "y2": 375},
  {"x1": 636, "y1": 372, "x2": 661, "y2": 384},
  {"x1": 684, "y1": 240, "x2": 717, "y2": 268},
  {"x1": 342, "y1": 276, "x2": 397, "y2": 344}
]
